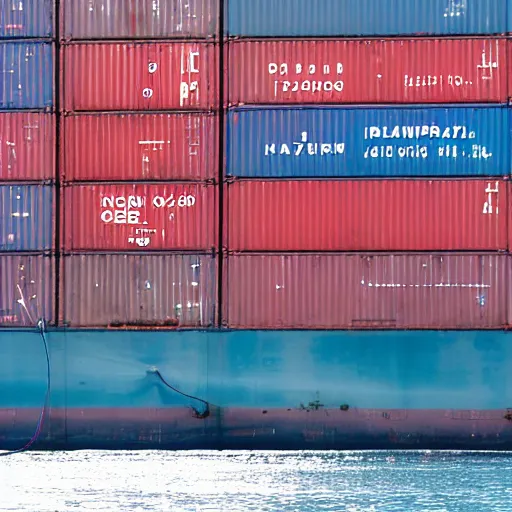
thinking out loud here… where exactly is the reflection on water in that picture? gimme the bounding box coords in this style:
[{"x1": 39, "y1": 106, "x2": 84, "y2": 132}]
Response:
[{"x1": 1, "y1": 450, "x2": 511, "y2": 511}]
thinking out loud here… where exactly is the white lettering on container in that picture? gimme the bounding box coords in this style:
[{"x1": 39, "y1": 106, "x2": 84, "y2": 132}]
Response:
[
  {"x1": 180, "y1": 50, "x2": 200, "y2": 107},
  {"x1": 264, "y1": 131, "x2": 345, "y2": 157},
  {"x1": 483, "y1": 181, "x2": 499, "y2": 215}
]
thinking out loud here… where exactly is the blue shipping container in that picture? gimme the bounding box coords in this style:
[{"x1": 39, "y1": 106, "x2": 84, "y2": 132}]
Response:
[
  {"x1": 0, "y1": 0, "x2": 54, "y2": 38},
  {"x1": 226, "y1": 106, "x2": 510, "y2": 178},
  {"x1": 0, "y1": 185, "x2": 53, "y2": 251},
  {"x1": 226, "y1": 0, "x2": 507, "y2": 37},
  {"x1": 0, "y1": 41, "x2": 53, "y2": 109}
]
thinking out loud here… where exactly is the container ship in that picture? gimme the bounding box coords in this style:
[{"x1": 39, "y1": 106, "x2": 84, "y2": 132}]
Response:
[{"x1": 2, "y1": 0, "x2": 512, "y2": 452}]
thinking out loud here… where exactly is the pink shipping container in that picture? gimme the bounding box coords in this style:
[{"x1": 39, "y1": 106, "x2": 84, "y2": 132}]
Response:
[
  {"x1": 227, "y1": 38, "x2": 507, "y2": 105},
  {"x1": 61, "y1": 112, "x2": 218, "y2": 182},
  {"x1": 225, "y1": 179, "x2": 507, "y2": 251},
  {"x1": 223, "y1": 253, "x2": 508, "y2": 329},
  {"x1": 61, "y1": 42, "x2": 218, "y2": 111},
  {"x1": 62, "y1": 183, "x2": 217, "y2": 251},
  {"x1": 0, "y1": 254, "x2": 53, "y2": 327},
  {"x1": 61, "y1": 0, "x2": 219, "y2": 40},
  {"x1": 60, "y1": 253, "x2": 217, "y2": 328},
  {"x1": 0, "y1": 113, "x2": 55, "y2": 182}
]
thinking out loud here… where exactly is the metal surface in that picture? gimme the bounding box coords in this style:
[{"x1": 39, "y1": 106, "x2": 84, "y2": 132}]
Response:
[
  {"x1": 0, "y1": 112, "x2": 55, "y2": 181},
  {"x1": 61, "y1": 42, "x2": 218, "y2": 111},
  {"x1": 0, "y1": 185, "x2": 53, "y2": 251},
  {"x1": 60, "y1": 253, "x2": 217, "y2": 328},
  {"x1": 0, "y1": 253, "x2": 52, "y2": 327},
  {"x1": 0, "y1": 0, "x2": 54, "y2": 38},
  {"x1": 225, "y1": 0, "x2": 507, "y2": 37},
  {"x1": 227, "y1": 106, "x2": 508, "y2": 178},
  {"x1": 223, "y1": 253, "x2": 508, "y2": 329},
  {"x1": 227, "y1": 39, "x2": 507, "y2": 106},
  {"x1": 225, "y1": 179, "x2": 507, "y2": 251},
  {"x1": 61, "y1": 112, "x2": 217, "y2": 182},
  {"x1": 61, "y1": 0, "x2": 219, "y2": 40},
  {"x1": 3, "y1": 329, "x2": 512, "y2": 450},
  {"x1": 0, "y1": 41, "x2": 53, "y2": 109},
  {"x1": 62, "y1": 183, "x2": 217, "y2": 251}
]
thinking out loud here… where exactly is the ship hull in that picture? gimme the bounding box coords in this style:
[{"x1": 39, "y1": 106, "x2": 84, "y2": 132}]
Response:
[{"x1": 2, "y1": 329, "x2": 512, "y2": 451}]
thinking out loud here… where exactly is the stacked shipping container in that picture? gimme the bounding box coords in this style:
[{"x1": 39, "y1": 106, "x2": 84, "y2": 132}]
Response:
[
  {"x1": 223, "y1": 2, "x2": 511, "y2": 329},
  {"x1": 0, "y1": 3, "x2": 55, "y2": 328},
  {"x1": 58, "y1": 1, "x2": 220, "y2": 328}
]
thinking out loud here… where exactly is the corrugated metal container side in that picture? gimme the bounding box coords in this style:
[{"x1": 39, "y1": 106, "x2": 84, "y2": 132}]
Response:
[
  {"x1": 0, "y1": 42, "x2": 53, "y2": 109},
  {"x1": 227, "y1": 39, "x2": 507, "y2": 106},
  {"x1": 0, "y1": 0, "x2": 54, "y2": 38},
  {"x1": 0, "y1": 185, "x2": 53, "y2": 251},
  {"x1": 62, "y1": 183, "x2": 217, "y2": 251},
  {"x1": 61, "y1": 112, "x2": 217, "y2": 182},
  {"x1": 223, "y1": 253, "x2": 508, "y2": 329},
  {"x1": 225, "y1": 179, "x2": 507, "y2": 251},
  {"x1": 227, "y1": 106, "x2": 509, "y2": 178},
  {"x1": 225, "y1": 0, "x2": 506, "y2": 37},
  {"x1": 61, "y1": 42, "x2": 218, "y2": 111},
  {"x1": 0, "y1": 112, "x2": 55, "y2": 181},
  {"x1": 60, "y1": 253, "x2": 217, "y2": 328},
  {"x1": 61, "y1": 0, "x2": 219, "y2": 40},
  {"x1": 0, "y1": 253, "x2": 53, "y2": 327}
]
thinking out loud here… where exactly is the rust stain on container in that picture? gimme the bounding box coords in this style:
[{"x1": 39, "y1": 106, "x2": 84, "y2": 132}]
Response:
[
  {"x1": 227, "y1": 38, "x2": 507, "y2": 105},
  {"x1": 0, "y1": 113, "x2": 55, "y2": 181},
  {"x1": 61, "y1": 42, "x2": 219, "y2": 111},
  {"x1": 0, "y1": 254, "x2": 53, "y2": 327},
  {"x1": 62, "y1": 183, "x2": 217, "y2": 251},
  {"x1": 60, "y1": 253, "x2": 217, "y2": 328},
  {"x1": 61, "y1": 112, "x2": 218, "y2": 182},
  {"x1": 224, "y1": 253, "x2": 508, "y2": 329},
  {"x1": 225, "y1": 179, "x2": 507, "y2": 251},
  {"x1": 61, "y1": 0, "x2": 219, "y2": 40}
]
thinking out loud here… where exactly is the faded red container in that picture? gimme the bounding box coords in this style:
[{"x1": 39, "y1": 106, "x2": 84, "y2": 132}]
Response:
[
  {"x1": 62, "y1": 183, "x2": 217, "y2": 251},
  {"x1": 61, "y1": 42, "x2": 219, "y2": 111},
  {"x1": 224, "y1": 253, "x2": 508, "y2": 329},
  {"x1": 0, "y1": 113, "x2": 55, "y2": 182},
  {"x1": 227, "y1": 38, "x2": 507, "y2": 105},
  {"x1": 61, "y1": 112, "x2": 218, "y2": 182},
  {"x1": 60, "y1": 253, "x2": 217, "y2": 328},
  {"x1": 0, "y1": 254, "x2": 53, "y2": 327},
  {"x1": 61, "y1": 0, "x2": 219, "y2": 40},
  {"x1": 225, "y1": 179, "x2": 507, "y2": 251}
]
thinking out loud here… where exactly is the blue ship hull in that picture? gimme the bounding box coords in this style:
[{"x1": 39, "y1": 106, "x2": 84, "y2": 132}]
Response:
[{"x1": 2, "y1": 329, "x2": 512, "y2": 451}]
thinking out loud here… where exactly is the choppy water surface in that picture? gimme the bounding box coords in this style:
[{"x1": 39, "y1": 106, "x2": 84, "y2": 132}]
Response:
[{"x1": 1, "y1": 450, "x2": 512, "y2": 511}]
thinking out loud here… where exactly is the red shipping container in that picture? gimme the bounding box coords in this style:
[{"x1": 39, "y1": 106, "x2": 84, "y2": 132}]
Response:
[
  {"x1": 227, "y1": 38, "x2": 507, "y2": 105},
  {"x1": 61, "y1": 42, "x2": 219, "y2": 111},
  {"x1": 62, "y1": 183, "x2": 217, "y2": 251},
  {"x1": 0, "y1": 254, "x2": 53, "y2": 327},
  {"x1": 0, "y1": 113, "x2": 55, "y2": 182},
  {"x1": 60, "y1": 253, "x2": 217, "y2": 328},
  {"x1": 61, "y1": 113, "x2": 218, "y2": 182},
  {"x1": 225, "y1": 179, "x2": 507, "y2": 251},
  {"x1": 224, "y1": 253, "x2": 508, "y2": 329}
]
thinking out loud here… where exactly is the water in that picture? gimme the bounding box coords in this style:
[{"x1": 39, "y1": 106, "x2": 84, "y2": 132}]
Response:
[{"x1": 1, "y1": 450, "x2": 511, "y2": 511}]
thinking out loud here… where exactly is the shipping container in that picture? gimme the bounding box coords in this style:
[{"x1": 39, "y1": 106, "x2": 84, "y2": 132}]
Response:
[
  {"x1": 0, "y1": 41, "x2": 53, "y2": 109},
  {"x1": 61, "y1": 42, "x2": 218, "y2": 111},
  {"x1": 61, "y1": 112, "x2": 217, "y2": 182},
  {"x1": 60, "y1": 253, "x2": 217, "y2": 328},
  {"x1": 0, "y1": 253, "x2": 53, "y2": 327},
  {"x1": 62, "y1": 183, "x2": 217, "y2": 251},
  {"x1": 0, "y1": 185, "x2": 53, "y2": 251},
  {"x1": 226, "y1": 0, "x2": 506, "y2": 37},
  {"x1": 227, "y1": 106, "x2": 509, "y2": 178},
  {"x1": 225, "y1": 179, "x2": 507, "y2": 251},
  {"x1": 0, "y1": 112, "x2": 55, "y2": 181},
  {"x1": 227, "y1": 39, "x2": 507, "y2": 106},
  {"x1": 0, "y1": 0, "x2": 54, "y2": 38},
  {"x1": 223, "y1": 253, "x2": 508, "y2": 329},
  {"x1": 61, "y1": 0, "x2": 219, "y2": 40}
]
